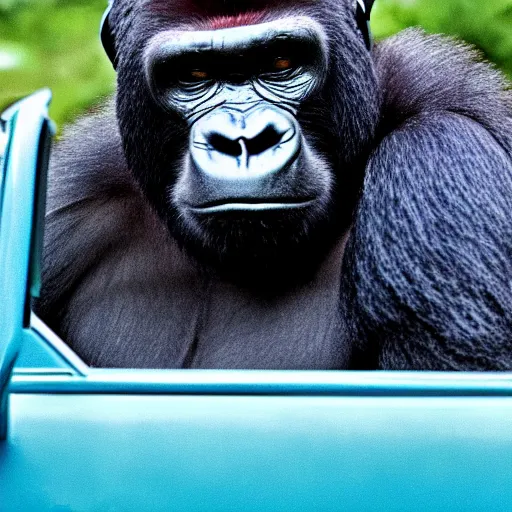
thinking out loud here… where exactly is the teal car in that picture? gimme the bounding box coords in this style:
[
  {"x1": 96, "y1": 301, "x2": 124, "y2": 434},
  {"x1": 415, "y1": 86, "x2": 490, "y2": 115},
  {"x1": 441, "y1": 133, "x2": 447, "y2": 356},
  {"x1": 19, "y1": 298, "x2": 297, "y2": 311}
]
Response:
[{"x1": 1, "y1": 92, "x2": 512, "y2": 511}]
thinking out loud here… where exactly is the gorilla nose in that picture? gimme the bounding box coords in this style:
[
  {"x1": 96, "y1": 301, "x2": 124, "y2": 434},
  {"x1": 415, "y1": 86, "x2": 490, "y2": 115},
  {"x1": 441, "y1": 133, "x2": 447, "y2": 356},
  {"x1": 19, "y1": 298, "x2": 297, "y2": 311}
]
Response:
[
  {"x1": 190, "y1": 107, "x2": 301, "y2": 179},
  {"x1": 208, "y1": 125, "x2": 285, "y2": 158}
]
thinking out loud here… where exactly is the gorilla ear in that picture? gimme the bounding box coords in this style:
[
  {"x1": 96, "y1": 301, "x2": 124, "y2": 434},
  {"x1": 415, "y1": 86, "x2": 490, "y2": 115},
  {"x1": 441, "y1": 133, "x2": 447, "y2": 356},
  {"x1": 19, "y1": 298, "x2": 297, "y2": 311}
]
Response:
[
  {"x1": 100, "y1": 1, "x2": 118, "y2": 69},
  {"x1": 355, "y1": 0, "x2": 375, "y2": 50}
]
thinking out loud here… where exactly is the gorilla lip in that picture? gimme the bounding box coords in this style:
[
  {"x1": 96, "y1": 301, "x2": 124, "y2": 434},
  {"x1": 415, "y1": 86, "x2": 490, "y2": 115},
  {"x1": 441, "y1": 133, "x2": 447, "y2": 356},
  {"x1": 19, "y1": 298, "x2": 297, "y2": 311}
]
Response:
[{"x1": 188, "y1": 196, "x2": 317, "y2": 213}]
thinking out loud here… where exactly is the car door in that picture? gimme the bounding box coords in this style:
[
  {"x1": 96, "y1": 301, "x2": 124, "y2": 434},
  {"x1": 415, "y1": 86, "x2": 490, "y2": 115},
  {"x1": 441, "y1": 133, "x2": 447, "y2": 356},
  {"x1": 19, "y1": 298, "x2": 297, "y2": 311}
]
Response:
[{"x1": 2, "y1": 92, "x2": 512, "y2": 512}]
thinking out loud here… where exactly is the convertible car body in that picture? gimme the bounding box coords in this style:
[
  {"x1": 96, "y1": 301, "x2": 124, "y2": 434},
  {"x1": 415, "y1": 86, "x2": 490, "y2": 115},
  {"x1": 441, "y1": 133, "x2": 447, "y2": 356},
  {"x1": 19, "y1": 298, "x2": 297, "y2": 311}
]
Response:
[{"x1": 1, "y1": 92, "x2": 512, "y2": 511}]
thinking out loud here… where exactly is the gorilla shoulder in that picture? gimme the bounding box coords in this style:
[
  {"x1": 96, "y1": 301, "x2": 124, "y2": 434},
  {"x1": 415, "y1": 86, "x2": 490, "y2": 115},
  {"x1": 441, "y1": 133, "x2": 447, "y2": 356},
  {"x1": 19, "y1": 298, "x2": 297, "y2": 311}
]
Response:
[{"x1": 344, "y1": 29, "x2": 512, "y2": 371}]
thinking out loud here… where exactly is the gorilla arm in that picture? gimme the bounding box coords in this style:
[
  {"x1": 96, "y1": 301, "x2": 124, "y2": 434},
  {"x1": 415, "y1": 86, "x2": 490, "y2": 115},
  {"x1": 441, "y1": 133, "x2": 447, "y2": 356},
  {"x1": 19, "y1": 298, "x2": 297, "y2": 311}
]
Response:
[
  {"x1": 35, "y1": 105, "x2": 206, "y2": 368},
  {"x1": 344, "y1": 31, "x2": 512, "y2": 370}
]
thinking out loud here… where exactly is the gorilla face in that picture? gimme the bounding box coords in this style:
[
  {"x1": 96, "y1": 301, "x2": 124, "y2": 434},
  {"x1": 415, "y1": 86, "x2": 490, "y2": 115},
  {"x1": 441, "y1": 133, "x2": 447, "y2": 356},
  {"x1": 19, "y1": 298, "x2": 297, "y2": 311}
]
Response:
[{"x1": 112, "y1": 0, "x2": 380, "y2": 288}]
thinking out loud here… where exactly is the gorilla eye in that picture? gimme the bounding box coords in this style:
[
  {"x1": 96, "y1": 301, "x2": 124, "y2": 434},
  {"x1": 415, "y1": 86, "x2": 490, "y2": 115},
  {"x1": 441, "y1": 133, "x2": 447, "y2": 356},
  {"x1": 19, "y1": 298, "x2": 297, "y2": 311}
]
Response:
[
  {"x1": 179, "y1": 69, "x2": 210, "y2": 83},
  {"x1": 190, "y1": 70, "x2": 209, "y2": 80},
  {"x1": 273, "y1": 57, "x2": 293, "y2": 71}
]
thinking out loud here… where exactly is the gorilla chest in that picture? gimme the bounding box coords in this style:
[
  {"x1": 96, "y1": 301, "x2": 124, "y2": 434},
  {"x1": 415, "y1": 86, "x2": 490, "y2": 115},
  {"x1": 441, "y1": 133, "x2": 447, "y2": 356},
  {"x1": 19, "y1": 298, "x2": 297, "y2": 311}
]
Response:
[
  {"x1": 169, "y1": 239, "x2": 350, "y2": 370},
  {"x1": 186, "y1": 273, "x2": 348, "y2": 370},
  {"x1": 69, "y1": 239, "x2": 349, "y2": 370}
]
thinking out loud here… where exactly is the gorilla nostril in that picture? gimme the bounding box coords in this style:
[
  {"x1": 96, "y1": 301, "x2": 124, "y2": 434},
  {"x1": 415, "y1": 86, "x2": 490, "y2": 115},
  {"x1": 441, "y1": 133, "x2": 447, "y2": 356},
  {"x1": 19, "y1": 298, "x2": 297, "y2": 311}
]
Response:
[
  {"x1": 208, "y1": 133, "x2": 243, "y2": 157},
  {"x1": 245, "y1": 126, "x2": 284, "y2": 156},
  {"x1": 205, "y1": 124, "x2": 289, "y2": 161}
]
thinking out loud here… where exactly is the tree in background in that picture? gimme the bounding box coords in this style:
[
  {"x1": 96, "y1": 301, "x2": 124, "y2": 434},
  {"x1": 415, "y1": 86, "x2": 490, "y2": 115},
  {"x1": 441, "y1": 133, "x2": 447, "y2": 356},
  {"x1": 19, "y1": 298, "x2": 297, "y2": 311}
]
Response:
[{"x1": 0, "y1": 0, "x2": 510, "y2": 129}]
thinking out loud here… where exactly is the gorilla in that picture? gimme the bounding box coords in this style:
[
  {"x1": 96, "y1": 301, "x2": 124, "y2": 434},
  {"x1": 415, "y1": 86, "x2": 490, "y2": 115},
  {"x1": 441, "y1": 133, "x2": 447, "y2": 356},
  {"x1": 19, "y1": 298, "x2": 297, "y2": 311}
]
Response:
[{"x1": 36, "y1": 0, "x2": 512, "y2": 370}]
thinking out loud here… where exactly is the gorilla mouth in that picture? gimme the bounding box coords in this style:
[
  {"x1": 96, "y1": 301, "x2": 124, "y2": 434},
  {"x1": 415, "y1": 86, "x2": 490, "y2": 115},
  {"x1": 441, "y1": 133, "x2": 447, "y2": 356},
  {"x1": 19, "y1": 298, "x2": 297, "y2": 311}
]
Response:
[{"x1": 189, "y1": 196, "x2": 317, "y2": 213}]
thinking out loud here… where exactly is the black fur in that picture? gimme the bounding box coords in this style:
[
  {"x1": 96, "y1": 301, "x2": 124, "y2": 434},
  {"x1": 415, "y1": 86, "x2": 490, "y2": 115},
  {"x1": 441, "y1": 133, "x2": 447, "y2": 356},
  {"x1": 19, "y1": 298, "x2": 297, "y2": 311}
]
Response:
[
  {"x1": 344, "y1": 30, "x2": 512, "y2": 370},
  {"x1": 36, "y1": 0, "x2": 512, "y2": 370}
]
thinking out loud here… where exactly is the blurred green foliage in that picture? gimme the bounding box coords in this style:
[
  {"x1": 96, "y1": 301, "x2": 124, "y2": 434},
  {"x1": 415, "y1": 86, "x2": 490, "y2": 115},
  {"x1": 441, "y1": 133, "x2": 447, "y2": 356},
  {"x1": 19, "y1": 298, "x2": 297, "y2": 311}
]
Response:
[
  {"x1": 0, "y1": 0, "x2": 115, "y2": 128},
  {"x1": 0, "y1": 0, "x2": 510, "y2": 130},
  {"x1": 372, "y1": 0, "x2": 512, "y2": 78}
]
